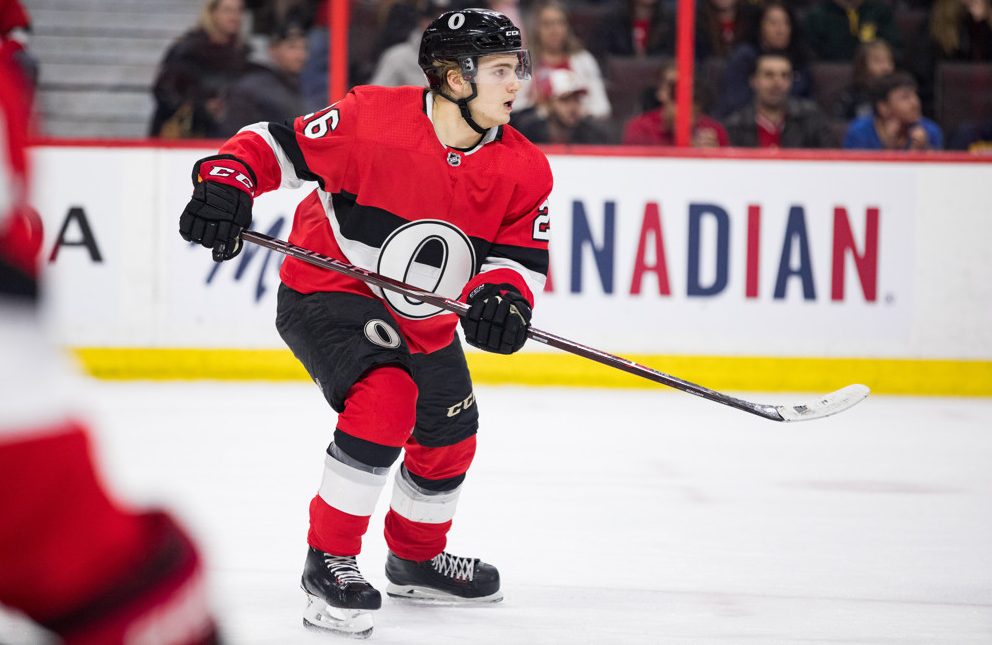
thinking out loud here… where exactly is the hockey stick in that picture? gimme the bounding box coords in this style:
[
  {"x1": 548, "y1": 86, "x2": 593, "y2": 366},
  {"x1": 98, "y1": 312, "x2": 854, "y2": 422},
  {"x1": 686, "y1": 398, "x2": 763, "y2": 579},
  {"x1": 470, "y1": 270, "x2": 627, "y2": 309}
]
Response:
[{"x1": 241, "y1": 230, "x2": 869, "y2": 422}]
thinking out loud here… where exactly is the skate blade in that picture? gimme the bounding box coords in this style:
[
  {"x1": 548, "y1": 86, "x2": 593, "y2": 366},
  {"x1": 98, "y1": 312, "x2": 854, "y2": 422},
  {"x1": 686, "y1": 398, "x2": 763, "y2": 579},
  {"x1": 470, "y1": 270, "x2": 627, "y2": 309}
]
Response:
[
  {"x1": 302, "y1": 592, "x2": 374, "y2": 638},
  {"x1": 385, "y1": 583, "x2": 503, "y2": 605}
]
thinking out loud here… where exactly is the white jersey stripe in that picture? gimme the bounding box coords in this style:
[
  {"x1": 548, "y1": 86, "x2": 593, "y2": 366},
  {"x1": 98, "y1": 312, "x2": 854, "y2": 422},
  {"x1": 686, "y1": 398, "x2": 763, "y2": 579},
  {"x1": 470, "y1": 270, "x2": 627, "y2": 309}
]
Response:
[
  {"x1": 479, "y1": 256, "x2": 547, "y2": 298},
  {"x1": 317, "y1": 190, "x2": 467, "y2": 309},
  {"x1": 318, "y1": 189, "x2": 379, "y2": 271},
  {"x1": 319, "y1": 191, "x2": 545, "y2": 301},
  {"x1": 237, "y1": 123, "x2": 305, "y2": 190}
]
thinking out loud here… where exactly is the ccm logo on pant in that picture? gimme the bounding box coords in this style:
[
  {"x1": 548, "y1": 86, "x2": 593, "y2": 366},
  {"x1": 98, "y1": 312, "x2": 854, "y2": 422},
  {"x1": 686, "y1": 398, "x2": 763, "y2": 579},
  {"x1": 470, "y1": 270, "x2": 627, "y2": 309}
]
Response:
[{"x1": 446, "y1": 393, "x2": 476, "y2": 417}]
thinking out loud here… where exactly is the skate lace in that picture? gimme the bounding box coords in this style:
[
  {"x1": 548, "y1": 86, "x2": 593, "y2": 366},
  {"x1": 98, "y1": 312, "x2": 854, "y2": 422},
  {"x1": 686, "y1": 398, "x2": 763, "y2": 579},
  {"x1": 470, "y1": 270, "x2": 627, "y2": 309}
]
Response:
[
  {"x1": 430, "y1": 552, "x2": 476, "y2": 582},
  {"x1": 323, "y1": 555, "x2": 368, "y2": 586}
]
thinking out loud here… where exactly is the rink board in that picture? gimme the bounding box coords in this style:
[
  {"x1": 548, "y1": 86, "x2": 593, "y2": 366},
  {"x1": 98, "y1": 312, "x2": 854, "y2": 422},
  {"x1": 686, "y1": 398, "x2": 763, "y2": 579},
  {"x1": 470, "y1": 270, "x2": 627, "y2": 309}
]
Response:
[
  {"x1": 72, "y1": 348, "x2": 992, "y2": 397},
  {"x1": 31, "y1": 144, "x2": 992, "y2": 394}
]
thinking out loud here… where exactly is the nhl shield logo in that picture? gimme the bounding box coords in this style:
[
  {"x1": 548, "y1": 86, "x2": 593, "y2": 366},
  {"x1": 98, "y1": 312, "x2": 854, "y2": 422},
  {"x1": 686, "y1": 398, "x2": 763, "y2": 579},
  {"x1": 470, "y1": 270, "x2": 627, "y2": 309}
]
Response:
[{"x1": 446, "y1": 151, "x2": 462, "y2": 167}]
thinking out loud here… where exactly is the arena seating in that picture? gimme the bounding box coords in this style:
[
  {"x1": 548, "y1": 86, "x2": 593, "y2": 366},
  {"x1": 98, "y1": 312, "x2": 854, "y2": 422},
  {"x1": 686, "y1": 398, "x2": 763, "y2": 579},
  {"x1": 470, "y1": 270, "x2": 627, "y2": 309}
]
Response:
[
  {"x1": 936, "y1": 62, "x2": 992, "y2": 139},
  {"x1": 27, "y1": 0, "x2": 201, "y2": 138},
  {"x1": 605, "y1": 55, "x2": 668, "y2": 126},
  {"x1": 19, "y1": 0, "x2": 990, "y2": 148}
]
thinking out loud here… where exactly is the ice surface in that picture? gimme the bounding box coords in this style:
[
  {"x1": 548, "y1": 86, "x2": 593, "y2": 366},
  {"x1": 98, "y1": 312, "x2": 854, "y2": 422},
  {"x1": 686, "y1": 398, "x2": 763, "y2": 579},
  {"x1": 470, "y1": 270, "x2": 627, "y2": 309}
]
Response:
[{"x1": 5, "y1": 380, "x2": 991, "y2": 644}]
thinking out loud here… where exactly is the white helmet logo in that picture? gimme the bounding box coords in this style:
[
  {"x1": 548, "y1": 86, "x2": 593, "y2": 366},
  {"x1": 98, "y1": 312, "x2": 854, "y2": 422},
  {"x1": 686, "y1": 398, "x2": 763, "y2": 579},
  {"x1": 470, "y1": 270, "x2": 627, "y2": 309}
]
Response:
[{"x1": 448, "y1": 13, "x2": 465, "y2": 29}]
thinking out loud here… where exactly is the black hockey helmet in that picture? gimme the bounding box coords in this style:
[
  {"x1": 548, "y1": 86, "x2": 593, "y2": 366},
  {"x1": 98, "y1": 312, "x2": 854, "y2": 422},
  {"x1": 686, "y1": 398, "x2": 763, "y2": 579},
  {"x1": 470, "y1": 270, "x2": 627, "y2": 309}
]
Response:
[{"x1": 419, "y1": 8, "x2": 531, "y2": 95}]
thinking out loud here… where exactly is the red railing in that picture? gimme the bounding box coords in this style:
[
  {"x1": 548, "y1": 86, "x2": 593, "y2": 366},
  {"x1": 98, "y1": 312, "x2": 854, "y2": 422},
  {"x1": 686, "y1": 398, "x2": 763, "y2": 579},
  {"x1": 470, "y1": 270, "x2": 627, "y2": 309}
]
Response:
[{"x1": 27, "y1": 136, "x2": 990, "y2": 164}]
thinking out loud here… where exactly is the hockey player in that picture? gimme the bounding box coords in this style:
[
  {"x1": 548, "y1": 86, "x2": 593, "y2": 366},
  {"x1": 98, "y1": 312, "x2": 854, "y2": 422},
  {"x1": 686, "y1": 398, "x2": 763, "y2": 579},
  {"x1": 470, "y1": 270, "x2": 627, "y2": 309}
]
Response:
[
  {"x1": 179, "y1": 8, "x2": 552, "y2": 637},
  {"x1": 0, "y1": 44, "x2": 218, "y2": 645}
]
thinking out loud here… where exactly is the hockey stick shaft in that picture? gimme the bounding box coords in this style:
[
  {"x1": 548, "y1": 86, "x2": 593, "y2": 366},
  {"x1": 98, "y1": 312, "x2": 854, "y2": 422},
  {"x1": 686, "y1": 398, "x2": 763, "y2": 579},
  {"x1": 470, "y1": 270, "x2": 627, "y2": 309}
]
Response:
[{"x1": 241, "y1": 230, "x2": 868, "y2": 422}]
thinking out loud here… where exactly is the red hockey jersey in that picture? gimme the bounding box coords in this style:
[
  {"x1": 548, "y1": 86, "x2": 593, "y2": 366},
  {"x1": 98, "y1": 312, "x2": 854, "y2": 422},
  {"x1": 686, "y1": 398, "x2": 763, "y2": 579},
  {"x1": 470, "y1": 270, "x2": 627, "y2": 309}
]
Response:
[
  {"x1": 220, "y1": 86, "x2": 553, "y2": 354},
  {"x1": 0, "y1": 48, "x2": 36, "y2": 279}
]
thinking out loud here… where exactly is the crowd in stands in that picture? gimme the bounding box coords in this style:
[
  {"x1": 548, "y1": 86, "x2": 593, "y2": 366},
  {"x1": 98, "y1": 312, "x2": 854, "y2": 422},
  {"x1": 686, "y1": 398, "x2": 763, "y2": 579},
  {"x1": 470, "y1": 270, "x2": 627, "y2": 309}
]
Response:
[
  {"x1": 149, "y1": 0, "x2": 314, "y2": 137},
  {"x1": 28, "y1": 0, "x2": 992, "y2": 151}
]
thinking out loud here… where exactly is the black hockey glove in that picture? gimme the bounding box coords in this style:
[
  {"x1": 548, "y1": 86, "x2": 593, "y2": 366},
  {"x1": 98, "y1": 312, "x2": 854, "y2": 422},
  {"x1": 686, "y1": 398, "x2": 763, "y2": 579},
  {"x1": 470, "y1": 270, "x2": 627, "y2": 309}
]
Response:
[
  {"x1": 179, "y1": 154, "x2": 256, "y2": 261},
  {"x1": 461, "y1": 283, "x2": 532, "y2": 354}
]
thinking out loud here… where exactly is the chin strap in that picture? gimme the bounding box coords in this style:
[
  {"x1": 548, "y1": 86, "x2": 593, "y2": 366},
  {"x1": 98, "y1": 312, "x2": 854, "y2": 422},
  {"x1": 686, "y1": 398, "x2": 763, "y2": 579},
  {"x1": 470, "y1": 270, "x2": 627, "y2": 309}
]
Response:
[{"x1": 437, "y1": 83, "x2": 490, "y2": 135}]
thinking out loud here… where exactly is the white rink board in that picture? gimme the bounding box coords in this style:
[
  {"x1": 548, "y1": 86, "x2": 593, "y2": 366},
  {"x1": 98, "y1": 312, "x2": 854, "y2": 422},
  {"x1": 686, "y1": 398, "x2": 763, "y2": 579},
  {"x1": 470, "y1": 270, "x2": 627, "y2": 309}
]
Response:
[{"x1": 31, "y1": 146, "x2": 992, "y2": 359}]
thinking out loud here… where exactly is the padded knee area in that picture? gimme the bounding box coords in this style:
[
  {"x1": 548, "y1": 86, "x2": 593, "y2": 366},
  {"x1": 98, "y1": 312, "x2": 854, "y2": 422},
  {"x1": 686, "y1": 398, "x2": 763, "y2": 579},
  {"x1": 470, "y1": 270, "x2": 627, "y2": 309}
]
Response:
[
  {"x1": 403, "y1": 435, "x2": 477, "y2": 491},
  {"x1": 337, "y1": 365, "x2": 417, "y2": 449}
]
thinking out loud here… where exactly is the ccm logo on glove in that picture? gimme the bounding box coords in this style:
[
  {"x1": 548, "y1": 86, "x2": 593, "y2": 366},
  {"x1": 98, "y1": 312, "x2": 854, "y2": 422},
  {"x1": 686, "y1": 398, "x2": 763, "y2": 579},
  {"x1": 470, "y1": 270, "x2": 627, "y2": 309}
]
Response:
[
  {"x1": 204, "y1": 164, "x2": 255, "y2": 193},
  {"x1": 179, "y1": 154, "x2": 256, "y2": 262}
]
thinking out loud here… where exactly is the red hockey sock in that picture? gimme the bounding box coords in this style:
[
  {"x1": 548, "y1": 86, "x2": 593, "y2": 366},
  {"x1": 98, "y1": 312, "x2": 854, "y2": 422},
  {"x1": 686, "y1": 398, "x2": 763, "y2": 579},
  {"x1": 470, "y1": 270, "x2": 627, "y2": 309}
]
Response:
[
  {"x1": 308, "y1": 495, "x2": 372, "y2": 557},
  {"x1": 384, "y1": 435, "x2": 477, "y2": 561}
]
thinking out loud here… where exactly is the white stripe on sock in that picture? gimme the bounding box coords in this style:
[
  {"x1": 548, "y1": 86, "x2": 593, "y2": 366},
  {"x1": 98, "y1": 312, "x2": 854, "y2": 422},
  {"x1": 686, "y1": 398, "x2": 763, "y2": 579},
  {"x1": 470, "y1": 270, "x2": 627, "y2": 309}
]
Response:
[
  {"x1": 317, "y1": 453, "x2": 388, "y2": 517},
  {"x1": 389, "y1": 467, "x2": 461, "y2": 524}
]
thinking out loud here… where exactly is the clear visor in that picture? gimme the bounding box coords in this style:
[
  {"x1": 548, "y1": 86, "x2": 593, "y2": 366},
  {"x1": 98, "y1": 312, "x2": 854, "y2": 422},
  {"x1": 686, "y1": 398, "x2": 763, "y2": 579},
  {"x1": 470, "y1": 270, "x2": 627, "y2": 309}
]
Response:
[{"x1": 458, "y1": 50, "x2": 532, "y2": 85}]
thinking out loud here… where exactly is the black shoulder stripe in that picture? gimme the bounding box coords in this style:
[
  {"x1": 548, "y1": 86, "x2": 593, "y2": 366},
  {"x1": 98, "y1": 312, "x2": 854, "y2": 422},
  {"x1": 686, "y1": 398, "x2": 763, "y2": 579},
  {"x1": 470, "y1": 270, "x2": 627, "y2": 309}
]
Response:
[
  {"x1": 268, "y1": 120, "x2": 325, "y2": 190},
  {"x1": 331, "y1": 192, "x2": 406, "y2": 249},
  {"x1": 488, "y1": 243, "x2": 549, "y2": 276},
  {"x1": 330, "y1": 192, "x2": 494, "y2": 273}
]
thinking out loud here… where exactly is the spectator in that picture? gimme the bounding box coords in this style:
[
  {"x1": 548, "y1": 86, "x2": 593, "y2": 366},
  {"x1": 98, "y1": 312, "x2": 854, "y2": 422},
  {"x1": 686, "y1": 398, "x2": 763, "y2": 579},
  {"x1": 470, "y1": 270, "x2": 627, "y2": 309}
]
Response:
[
  {"x1": 244, "y1": 0, "x2": 318, "y2": 36},
  {"x1": 804, "y1": 0, "x2": 900, "y2": 62},
  {"x1": 623, "y1": 61, "x2": 729, "y2": 146},
  {"x1": 930, "y1": 0, "x2": 992, "y2": 61},
  {"x1": 511, "y1": 68, "x2": 615, "y2": 144},
  {"x1": 835, "y1": 38, "x2": 894, "y2": 120},
  {"x1": 724, "y1": 51, "x2": 836, "y2": 148},
  {"x1": 695, "y1": 0, "x2": 750, "y2": 61},
  {"x1": 908, "y1": 0, "x2": 992, "y2": 116},
  {"x1": 597, "y1": 0, "x2": 675, "y2": 58},
  {"x1": 220, "y1": 22, "x2": 308, "y2": 135},
  {"x1": 514, "y1": 0, "x2": 611, "y2": 118},
  {"x1": 715, "y1": 0, "x2": 812, "y2": 118},
  {"x1": 948, "y1": 119, "x2": 992, "y2": 152},
  {"x1": 369, "y1": 4, "x2": 436, "y2": 87},
  {"x1": 843, "y1": 72, "x2": 943, "y2": 150},
  {"x1": 373, "y1": 2, "x2": 423, "y2": 65},
  {"x1": 487, "y1": 0, "x2": 526, "y2": 43},
  {"x1": 150, "y1": 0, "x2": 251, "y2": 138},
  {"x1": 299, "y1": 0, "x2": 328, "y2": 111}
]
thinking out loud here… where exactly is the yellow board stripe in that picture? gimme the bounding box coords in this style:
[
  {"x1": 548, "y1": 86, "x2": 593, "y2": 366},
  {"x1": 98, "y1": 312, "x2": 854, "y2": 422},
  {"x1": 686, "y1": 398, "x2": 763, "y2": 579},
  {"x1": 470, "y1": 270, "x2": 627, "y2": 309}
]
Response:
[{"x1": 70, "y1": 348, "x2": 992, "y2": 396}]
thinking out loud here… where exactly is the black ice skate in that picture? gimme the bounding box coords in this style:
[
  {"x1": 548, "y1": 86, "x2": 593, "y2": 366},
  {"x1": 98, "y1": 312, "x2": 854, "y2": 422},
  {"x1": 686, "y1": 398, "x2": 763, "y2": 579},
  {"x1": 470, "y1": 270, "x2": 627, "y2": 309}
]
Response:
[
  {"x1": 385, "y1": 551, "x2": 503, "y2": 603},
  {"x1": 301, "y1": 546, "x2": 381, "y2": 638}
]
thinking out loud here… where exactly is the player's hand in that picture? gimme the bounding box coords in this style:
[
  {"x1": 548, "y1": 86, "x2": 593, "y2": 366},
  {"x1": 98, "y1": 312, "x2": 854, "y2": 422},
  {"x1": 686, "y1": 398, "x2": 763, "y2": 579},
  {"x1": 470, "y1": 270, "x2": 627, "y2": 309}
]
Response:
[
  {"x1": 460, "y1": 283, "x2": 532, "y2": 354},
  {"x1": 179, "y1": 154, "x2": 255, "y2": 261}
]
